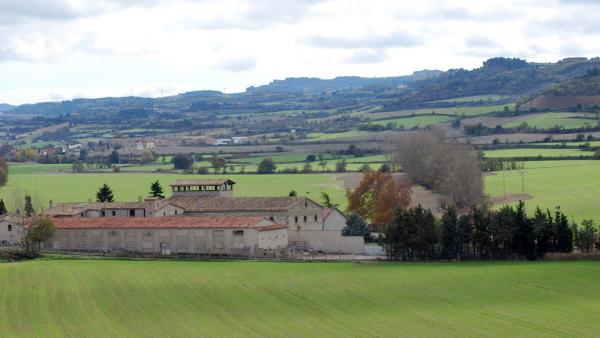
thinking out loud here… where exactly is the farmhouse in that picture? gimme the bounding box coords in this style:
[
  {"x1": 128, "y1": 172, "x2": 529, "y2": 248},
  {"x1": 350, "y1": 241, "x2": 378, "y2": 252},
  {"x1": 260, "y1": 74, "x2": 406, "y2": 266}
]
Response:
[
  {"x1": 44, "y1": 178, "x2": 363, "y2": 254},
  {"x1": 0, "y1": 214, "x2": 24, "y2": 244},
  {"x1": 49, "y1": 216, "x2": 287, "y2": 256}
]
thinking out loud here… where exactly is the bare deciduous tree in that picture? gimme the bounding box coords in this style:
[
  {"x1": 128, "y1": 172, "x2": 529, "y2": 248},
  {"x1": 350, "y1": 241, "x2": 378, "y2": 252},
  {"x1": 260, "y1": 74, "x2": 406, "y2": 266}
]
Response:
[{"x1": 389, "y1": 130, "x2": 484, "y2": 209}]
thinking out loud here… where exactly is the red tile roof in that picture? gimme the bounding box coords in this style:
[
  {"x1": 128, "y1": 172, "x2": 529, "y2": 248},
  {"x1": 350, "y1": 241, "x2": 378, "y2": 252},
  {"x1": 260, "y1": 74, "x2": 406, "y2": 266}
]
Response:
[{"x1": 51, "y1": 216, "x2": 285, "y2": 231}]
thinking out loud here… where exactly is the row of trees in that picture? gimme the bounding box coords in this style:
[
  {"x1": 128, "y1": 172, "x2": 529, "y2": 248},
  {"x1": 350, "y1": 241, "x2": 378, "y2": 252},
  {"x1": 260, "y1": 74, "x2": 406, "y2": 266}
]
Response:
[
  {"x1": 389, "y1": 130, "x2": 484, "y2": 209},
  {"x1": 382, "y1": 202, "x2": 582, "y2": 261}
]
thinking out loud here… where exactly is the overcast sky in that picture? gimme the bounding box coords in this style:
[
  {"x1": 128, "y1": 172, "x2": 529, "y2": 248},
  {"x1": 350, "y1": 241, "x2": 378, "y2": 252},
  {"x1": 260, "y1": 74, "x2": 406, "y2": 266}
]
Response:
[{"x1": 1, "y1": 0, "x2": 599, "y2": 105}]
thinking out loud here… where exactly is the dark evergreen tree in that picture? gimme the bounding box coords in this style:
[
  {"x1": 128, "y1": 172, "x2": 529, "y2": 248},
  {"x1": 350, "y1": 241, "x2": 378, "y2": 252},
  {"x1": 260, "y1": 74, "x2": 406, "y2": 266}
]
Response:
[
  {"x1": 441, "y1": 205, "x2": 460, "y2": 259},
  {"x1": 342, "y1": 213, "x2": 372, "y2": 241},
  {"x1": 0, "y1": 198, "x2": 7, "y2": 215},
  {"x1": 24, "y1": 195, "x2": 34, "y2": 217},
  {"x1": 109, "y1": 150, "x2": 119, "y2": 165},
  {"x1": 554, "y1": 208, "x2": 573, "y2": 253},
  {"x1": 512, "y1": 201, "x2": 535, "y2": 259},
  {"x1": 96, "y1": 184, "x2": 115, "y2": 202},
  {"x1": 172, "y1": 154, "x2": 192, "y2": 170},
  {"x1": 149, "y1": 180, "x2": 164, "y2": 198},
  {"x1": 532, "y1": 207, "x2": 554, "y2": 258}
]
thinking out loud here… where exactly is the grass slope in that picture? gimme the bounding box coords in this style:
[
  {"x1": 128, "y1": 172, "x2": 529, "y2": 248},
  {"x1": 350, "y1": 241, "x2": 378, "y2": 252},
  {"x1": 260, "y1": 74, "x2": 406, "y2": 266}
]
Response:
[{"x1": 1, "y1": 260, "x2": 600, "y2": 337}]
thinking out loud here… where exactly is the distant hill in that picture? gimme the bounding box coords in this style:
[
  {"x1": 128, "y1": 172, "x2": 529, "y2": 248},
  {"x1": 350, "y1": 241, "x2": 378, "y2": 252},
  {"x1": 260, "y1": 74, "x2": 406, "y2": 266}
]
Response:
[
  {"x1": 0, "y1": 103, "x2": 14, "y2": 112},
  {"x1": 523, "y1": 68, "x2": 600, "y2": 109},
  {"x1": 388, "y1": 57, "x2": 600, "y2": 108},
  {"x1": 246, "y1": 71, "x2": 441, "y2": 94},
  {"x1": 4, "y1": 57, "x2": 600, "y2": 117}
]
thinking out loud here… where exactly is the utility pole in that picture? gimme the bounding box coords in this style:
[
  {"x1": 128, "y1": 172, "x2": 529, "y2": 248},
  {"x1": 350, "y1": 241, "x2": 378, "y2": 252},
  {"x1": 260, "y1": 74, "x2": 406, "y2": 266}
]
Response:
[
  {"x1": 502, "y1": 169, "x2": 506, "y2": 201},
  {"x1": 520, "y1": 170, "x2": 525, "y2": 199}
]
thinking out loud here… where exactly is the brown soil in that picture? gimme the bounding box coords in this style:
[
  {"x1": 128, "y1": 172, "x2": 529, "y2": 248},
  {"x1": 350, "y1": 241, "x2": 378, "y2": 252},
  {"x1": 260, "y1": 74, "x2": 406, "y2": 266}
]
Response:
[{"x1": 490, "y1": 193, "x2": 533, "y2": 204}]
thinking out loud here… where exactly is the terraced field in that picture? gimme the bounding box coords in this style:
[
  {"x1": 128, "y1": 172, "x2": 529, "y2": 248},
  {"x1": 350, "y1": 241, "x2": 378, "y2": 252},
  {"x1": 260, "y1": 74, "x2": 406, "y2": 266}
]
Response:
[
  {"x1": 483, "y1": 148, "x2": 594, "y2": 158},
  {"x1": 1, "y1": 259, "x2": 600, "y2": 337},
  {"x1": 501, "y1": 113, "x2": 599, "y2": 130},
  {"x1": 370, "y1": 115, "x2": 455, "y2": 128}
]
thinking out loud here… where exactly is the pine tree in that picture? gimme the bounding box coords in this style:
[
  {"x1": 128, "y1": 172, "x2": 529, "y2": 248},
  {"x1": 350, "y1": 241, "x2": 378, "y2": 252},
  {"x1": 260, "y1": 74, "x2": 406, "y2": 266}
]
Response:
[
  {"x1": 24, "y1": 195, "x2": 34, "y2": 217},
  {"x1": 0, "y1": 198, "x2": 7, "y2": 215},
  {"x1": 513, "y1": 201, "x2": 535, "y2": 259},
  {"x1": 149, "y1": 180, "x2": 164, "y2": 198},
  {"x1": 96, "y1": 184, "x2": 115, "y2": 202}
]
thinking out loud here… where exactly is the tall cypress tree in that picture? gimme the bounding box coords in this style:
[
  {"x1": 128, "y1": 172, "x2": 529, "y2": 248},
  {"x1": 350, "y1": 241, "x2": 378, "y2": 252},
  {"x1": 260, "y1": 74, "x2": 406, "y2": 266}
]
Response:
[
  {"x1": 513, "y1": 201, "x2": 535, "y2": 259},
  {"x1": 0, "y1": 198, "x2": 7, "y2": 215},
  {"x1": 96, "y1": 184, "x2": 115, "y2": 202},
  {"x1": 24, "y1": 195, "x2": 34, "y2": 217}
]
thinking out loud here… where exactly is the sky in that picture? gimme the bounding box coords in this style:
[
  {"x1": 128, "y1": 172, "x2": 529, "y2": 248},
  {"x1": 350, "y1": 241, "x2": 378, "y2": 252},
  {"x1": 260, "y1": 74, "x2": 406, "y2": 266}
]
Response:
[{"x1": 1, "y1": 0, "x2": 600, "y2": 105}]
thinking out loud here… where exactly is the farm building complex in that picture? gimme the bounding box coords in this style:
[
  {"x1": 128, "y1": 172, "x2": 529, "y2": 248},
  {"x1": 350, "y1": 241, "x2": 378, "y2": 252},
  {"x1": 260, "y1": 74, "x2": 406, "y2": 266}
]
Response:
[{"x1": 21, "y1": 178, "x2": 364, "y2": 255}]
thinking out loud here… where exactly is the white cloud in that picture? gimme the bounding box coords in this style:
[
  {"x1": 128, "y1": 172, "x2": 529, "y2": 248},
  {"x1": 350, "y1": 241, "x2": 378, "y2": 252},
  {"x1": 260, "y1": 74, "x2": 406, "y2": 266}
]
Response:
[{"x1": 0, "y1": 0, "x2": 599, "y2": 104}]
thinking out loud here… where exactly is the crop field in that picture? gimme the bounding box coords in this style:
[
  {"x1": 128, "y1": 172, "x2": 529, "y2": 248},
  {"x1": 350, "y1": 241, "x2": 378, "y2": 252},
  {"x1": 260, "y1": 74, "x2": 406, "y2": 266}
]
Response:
[
  {"x1": 1, "y1": 259, "x2": 600, "y2": 337},
  {"x1": 358, "y1": 103, "x2": 515, "y2": 120},
  {"x1": 501, "y1": 113, "x2": 599, "y2": 130},
  {"x1": 370, "y1": 115, "x2": 455, "y2": 128},
  {"x1": 485, "y1": 160, "x2": 600, "y2": 222},
  {"x1": 528, "y1": 141, "x2": 600, "y2": 147},
  {"x1": 304, "y1": 130, "x2": 378, "y2": 141},
  {"x1": 429, "y1": 94, "x2": 510, "y2": 103},
  {"x1": 483, "y1": 148, "x2": 594, "y2": 158},
  {"x1": 0, "y1": 167, "x2": 351, "y2": 210}
]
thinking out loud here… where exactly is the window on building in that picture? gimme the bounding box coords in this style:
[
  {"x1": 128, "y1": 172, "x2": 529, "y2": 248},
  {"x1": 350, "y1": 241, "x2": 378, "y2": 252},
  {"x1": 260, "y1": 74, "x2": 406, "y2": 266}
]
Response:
[
  {"x1": 109, "y1": 230, "x2": 119, "y2": 237},
  {"x1": 233, "y1": 230, "x2": 244, "y2": 236},
  {"x1": 80, "y1": 213, "x2": 84, "y2": 217},
  {"x1": 294, "y1": 216, "x2": 298, "y2": 223},
  {"x1": 143, "y1": 230, "x2": 153, "y2": 237},
  {"x1": 303, "y1": 215, "x2": 307, "y2": 223},
  {"x1": 174, "y1": 210, "x2": 178, "y2": 215},
  {"x1": 314, "y1": 215, "x2": 318, "y2": 222},
  {"x1": 112, "y1": 211, "x2": 116, "y2": 216},
  {"x1": 101, "y1": 211, "x2": 106, "y2": 217},
  {"x1": 304, "y1": 201, "x2": 308, "y2": 208},
  {"x1": 129, "y1": 209, "x2": 135, "y2": 217},
  {"x1": 8, "y1": 224, "x2": 12, "y2": 232}
]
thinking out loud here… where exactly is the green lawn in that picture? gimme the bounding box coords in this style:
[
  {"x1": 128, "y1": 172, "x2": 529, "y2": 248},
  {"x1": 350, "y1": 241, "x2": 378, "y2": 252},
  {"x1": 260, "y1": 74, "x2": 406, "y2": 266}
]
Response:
[
  {"x1": 483, "y1": 148, "x2": 594, "y2": 158},
  {"x1": 502, "y1": 113, "x2": 599, "y2": 130},
  {"x1": 370, "y1": 115, "x2": 455, "y2": 128},
  {"x1": 1, "y1": 260, "x2": 600, "y2": 337},
  {"x1": 485, "y1": 160, "x2": 600, "y2": 223}
]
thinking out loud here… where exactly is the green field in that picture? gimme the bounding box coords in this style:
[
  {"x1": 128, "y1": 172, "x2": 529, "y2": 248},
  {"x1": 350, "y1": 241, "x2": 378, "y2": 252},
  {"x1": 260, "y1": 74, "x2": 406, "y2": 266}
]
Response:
[
  {"x1": 430, "y1": 94, "x2": 510, "y2": 103},
  {"x1": 1, "y1": 259, "x2": 600, "y2": 337},
  {"x1": 304, "y1": 130, "x2": 377, "y2": 141},
  {"x1": 0, "y1": 167, "x2": 351, "y2": 210},
  {"x1": 370, "y1": 115, "x2": 455, "y2": 128},
  {"x1": 483, "y1": 148, "x2": 594, "y2": 158},
  {"x1": 485, "y1": 160, "x2": 600, "y2": 222},
  {"x1": 502, "y1": 113, "x2": 599, "y2": 130},
  {"x1": 359, "y1": 103, "x2": 515, "y2": 119}
]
